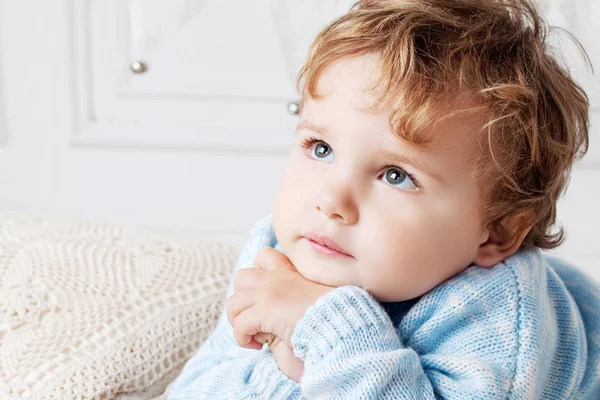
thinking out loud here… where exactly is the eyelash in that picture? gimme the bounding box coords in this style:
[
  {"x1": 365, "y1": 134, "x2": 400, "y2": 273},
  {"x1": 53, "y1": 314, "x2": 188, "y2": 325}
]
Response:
[
  {"x1": 299, "y1": 135, "x2": 320, "y2": 150},
  {"x1": 299, "y1": 136, "x2": 421, "y2": 189}
]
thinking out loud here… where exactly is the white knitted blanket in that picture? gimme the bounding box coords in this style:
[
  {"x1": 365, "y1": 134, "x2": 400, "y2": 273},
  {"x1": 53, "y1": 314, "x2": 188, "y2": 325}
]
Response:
[{"x1": 0, "y1": 211, "x2": 239, "y2": 399}]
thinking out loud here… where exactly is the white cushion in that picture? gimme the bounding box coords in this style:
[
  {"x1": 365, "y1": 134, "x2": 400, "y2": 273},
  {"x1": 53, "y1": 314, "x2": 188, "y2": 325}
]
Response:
[{"x1": 0, "y1": 211, "x2": 238, "y2": 399}]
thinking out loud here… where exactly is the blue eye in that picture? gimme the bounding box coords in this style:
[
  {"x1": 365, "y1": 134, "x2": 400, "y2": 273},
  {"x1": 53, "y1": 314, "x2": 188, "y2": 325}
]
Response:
[
  {"x1": 381, "y1": 167, "x2": 417, "y2": 190},
  {"x1": 310, "y1": 142, "x2": 335, "y2": 162}
]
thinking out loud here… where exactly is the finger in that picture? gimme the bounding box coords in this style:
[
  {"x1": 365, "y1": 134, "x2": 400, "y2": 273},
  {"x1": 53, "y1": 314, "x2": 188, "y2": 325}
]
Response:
[
  {"x1": 254, "y1": 246, "x2": 296, "y2": 272},
  {"x1": 236, "y1": 334, "x2": 263, "y2": 351},
  {"x1": 226, "y1": 290, "x2": 256, "y2": 326},
  {"x1": 232, "y1": 307, "x2": 263, "y2": 349},
  {"x1": 253, "y1": 332, "x2": 276, "y2": 346},
  {"x1": 243, "y1": 337, "x2": 263, "y2": 350},
  {"x1": 232, "y1": 268, "x2": 266, "y2": 292},
  {"x1": 233, "y1": 326, "x2": 260, "y2": 349}
]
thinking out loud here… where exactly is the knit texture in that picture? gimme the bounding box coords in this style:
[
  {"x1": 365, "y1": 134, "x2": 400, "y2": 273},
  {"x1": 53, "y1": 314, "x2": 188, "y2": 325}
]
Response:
[
  {"x1": 0, "y1": 211, "x2": 239, "y2": 400},
  {"x1": 169, "y1": 214, "x2": 600, "y2": 399}
]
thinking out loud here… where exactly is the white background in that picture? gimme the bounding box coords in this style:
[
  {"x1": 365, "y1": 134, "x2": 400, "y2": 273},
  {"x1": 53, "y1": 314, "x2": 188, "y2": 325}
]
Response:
[{"x1": 0, "y1": 0, "x2": 598, "y2": 280}]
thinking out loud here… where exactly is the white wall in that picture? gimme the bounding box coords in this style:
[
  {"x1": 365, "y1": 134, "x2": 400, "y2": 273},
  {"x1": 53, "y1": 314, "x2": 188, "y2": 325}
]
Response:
[{"x1": 0, "y1": 0, "x2": 598, "y2": 279}]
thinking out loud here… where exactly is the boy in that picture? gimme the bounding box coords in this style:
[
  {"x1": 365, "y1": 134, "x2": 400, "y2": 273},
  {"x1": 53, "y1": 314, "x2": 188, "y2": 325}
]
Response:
[{"x1": 169, "y1": 0, "x2": 600, "y2": 398}]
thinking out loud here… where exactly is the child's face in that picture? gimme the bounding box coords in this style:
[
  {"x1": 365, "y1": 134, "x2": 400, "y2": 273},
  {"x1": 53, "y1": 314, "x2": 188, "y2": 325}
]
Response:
[{"x1": 273, "y1": 55, "x2": 489, "y2": 302}]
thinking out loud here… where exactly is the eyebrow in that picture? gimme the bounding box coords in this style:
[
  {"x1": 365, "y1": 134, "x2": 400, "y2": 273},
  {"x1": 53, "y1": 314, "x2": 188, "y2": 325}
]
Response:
[
  {"x1": 296, "y1": 120, "x2": 445, "y2": 183},
  {"x1": 296, "y1": 120, "x2": 329, "y2": 137}
]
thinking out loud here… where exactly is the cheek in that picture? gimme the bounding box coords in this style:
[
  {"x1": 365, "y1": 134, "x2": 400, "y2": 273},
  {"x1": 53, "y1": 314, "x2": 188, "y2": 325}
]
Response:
[
  {"x1": 273, "y1": 181, "x2": 294, "y2": 245},
  {"x1": 274, "y1": 153, "x2": 322, "y2": 216},
  {"x1": 273, "y1": 159, "x2": 310, "y2": 245},
  {"x1": 274, "y1": 171, "x2": 304, "y2": 216},
  {"x1": 403, "y1": 200, "x2": 481, "y2": 259},
  {"x1": 357, "y1": 200, "x2": 481, "y2": 301}
]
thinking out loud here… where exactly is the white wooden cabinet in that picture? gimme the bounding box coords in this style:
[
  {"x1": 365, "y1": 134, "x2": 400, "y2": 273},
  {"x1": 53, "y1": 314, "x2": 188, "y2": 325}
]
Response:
[{"x1": 71, "y1": 0, "x2": 295, "y2": 151}]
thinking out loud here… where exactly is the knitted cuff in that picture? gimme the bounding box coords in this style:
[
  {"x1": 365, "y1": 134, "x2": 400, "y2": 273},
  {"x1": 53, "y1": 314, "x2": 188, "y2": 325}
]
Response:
[
  {"x1": 291, "y1": 285, "x2": 395, "y2": 365},
  {"x1": 246, "y1": 350, "x2": 302, "y2": 399}
]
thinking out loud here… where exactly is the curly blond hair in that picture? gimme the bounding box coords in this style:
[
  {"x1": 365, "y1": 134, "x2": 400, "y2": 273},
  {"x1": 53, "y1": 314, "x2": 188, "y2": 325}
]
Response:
[{"x1": 297, "y1": 0, "x2": 590, "y2": 249}]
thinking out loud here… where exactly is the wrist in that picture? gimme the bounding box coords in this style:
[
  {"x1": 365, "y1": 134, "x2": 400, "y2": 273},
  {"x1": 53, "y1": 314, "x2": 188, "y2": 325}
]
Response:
[{"x1": 291, "y1": 285, "x2": 394, "y2": 364}]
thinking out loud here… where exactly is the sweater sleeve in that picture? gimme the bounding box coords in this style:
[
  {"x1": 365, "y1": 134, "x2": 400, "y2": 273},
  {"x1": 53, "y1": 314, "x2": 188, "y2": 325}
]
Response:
[
  {"x1": 167, "y1": 312, "x2": 301, "y2": 399},
  {"x1": 168, "y1": 216, "x2": 302, "y2": 400},
  {"x1": 292, "y1": 284, "x2": 517, "y2": 399}
]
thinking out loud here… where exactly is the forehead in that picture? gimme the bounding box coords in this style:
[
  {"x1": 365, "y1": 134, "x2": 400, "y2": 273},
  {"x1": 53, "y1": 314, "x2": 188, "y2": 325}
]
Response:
[
  {"x1": 312, "y1": 55, "x2": 383, "y2": 111},
  {"x1": 305, "y1": 55, "x2": 484, "y2": 154}
]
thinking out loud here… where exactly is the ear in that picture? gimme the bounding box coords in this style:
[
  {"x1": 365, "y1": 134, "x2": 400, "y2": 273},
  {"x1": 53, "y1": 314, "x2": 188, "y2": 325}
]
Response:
[{"x1": 474, "y1": 212, "x2": 534, "y2": 268}]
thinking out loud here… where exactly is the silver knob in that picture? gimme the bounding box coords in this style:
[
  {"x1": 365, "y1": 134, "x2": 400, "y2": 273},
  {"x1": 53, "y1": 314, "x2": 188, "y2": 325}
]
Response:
[
  {"x1": 130, "y1": 61, "x2": 149, "y2": 74},
  {"x1": 287, "y1": 101, "x2": 300, "y2": 115}
]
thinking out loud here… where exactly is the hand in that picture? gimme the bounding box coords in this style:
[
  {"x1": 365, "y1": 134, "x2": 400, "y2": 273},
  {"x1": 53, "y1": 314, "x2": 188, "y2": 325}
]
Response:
[
  {"x1": 226, "y1": 246, "x2": 334, "y2": 351},
  {"x1": 254, "y1": 332, "x2": 304, "y2": 382}
]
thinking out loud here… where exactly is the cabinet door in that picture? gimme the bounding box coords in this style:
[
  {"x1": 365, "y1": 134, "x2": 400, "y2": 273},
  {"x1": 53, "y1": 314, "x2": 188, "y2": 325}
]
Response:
[{"x1": 70, "y1": 0, "x2": 356, "y2": 151}]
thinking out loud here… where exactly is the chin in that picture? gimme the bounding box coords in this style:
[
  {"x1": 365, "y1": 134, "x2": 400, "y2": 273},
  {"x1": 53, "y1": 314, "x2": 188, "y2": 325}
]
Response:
[
  {"x1": 299, "y1": 260, "x2": 350, "y2": 289},
  {"x1": 291, "y1": 258, "x2": 325, "y2": 284}
]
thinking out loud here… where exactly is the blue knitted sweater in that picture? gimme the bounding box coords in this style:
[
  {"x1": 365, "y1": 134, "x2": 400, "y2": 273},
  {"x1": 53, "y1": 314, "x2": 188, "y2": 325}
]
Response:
[{"x1": 168, "y1": 215, "x2": 600, "y2": 399}]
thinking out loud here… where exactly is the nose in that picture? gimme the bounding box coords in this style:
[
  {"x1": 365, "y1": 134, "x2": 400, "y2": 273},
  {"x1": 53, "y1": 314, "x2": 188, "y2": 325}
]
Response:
[{"x1": 316, "y1": 178, "x2": 359, "y2": 225}]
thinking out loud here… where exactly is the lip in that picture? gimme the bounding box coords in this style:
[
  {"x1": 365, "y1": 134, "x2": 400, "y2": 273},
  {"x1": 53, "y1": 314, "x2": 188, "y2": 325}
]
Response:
[{"x1": 304, "y1": 231, "x2": 353, "y2": 258}]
